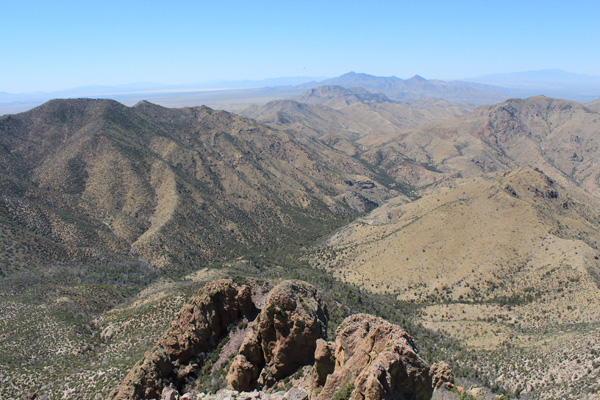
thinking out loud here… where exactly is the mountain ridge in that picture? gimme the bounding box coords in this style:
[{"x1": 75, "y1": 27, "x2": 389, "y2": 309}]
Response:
[
  {"x1": 320, "y1": 72, "x2": 509, "y2": 104},
  {"x1": 0, "y1": 98, "x2": 393, "y2": 272},
  {"x1": 358, "y1": 95, "x2": 600, "y2": 205}
]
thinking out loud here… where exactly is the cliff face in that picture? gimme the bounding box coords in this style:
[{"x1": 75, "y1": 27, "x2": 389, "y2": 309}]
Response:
[
  {"x1": 226, "y1": 280, "x2": 328, "y2": 390},
  {"x1": 112, "y1": 279, "x2": 449, "y2": 400},
  {"x1": 111, "y1": 279, "x2": 259, "y2": 399}
]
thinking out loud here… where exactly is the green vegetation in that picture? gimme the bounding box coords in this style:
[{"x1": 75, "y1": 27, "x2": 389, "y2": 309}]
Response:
[{"x1": 331, "y1": 382, "x2": 355, "y2": 400}]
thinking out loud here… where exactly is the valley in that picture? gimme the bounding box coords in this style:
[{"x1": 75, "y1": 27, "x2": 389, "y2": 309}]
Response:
[{"x1": 1, "y1": 74, "x2": 600, "y2": 400}]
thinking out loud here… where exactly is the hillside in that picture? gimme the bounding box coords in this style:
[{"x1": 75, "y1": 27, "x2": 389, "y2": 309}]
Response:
[
  {"x1": 313, "y1": 167, "x2": 600, "y2": 398},
  {"x1": 360, "y1": 96, "x2": 600, "y2": 204},
  {"x1": 0, "y1": 98, "x2": 395, "y2": 273},
  {"x1": 240, "y1": 86, "x2": 473, "y2": 156},
  {"x1": 315, "y1": 167, "x2": 600, "y2": 304}
]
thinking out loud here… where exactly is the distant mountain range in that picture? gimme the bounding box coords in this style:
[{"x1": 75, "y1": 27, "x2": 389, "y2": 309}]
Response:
[
  {"x1": 319, "y1": 72, "x2": 509, "y2": 104},
  {"x1": 3, "y1": 69, "x2": 600, "y2": 115},
  {"x1": 240, "y1": 85, "x2": 474, "y2": 156}
]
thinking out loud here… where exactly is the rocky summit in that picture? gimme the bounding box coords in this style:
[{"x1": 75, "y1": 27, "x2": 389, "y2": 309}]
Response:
[
  {"x1": 112, "y1": 279, "x2": 447, "y2": 400},
  {"x1": 226, "y1": 280, "x2": 328, "y2": 391}
]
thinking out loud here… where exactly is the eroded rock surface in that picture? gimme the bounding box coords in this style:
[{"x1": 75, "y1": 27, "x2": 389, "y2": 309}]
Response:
[
  {"x1": 227, "y1": 280, "x2": 328, "y2": 390},
  {"x1": 111, "y1": 279, "x2": 258, "y2": 399},
  {"x1": 113, "y1": 279, "x2": 442, "y2": 400},
  {"x1": 430, "y1": 361, "x2": 454, "y2": 391},
  {"x1": 312, "y1": 339, "x2": 335, "y2": 387},
  {"x1": 314, "y1": 314, "x2": 432, "y2": 400}
]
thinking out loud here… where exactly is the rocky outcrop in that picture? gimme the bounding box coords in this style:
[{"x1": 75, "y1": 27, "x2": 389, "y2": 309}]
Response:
[
  {"x1": 314, "y1": 314, "x2": 432, "y2": 400},
  {"x1": 312, "y1": 339, "x2": 335, "y2": 387},
  {"x1": 429, "y1": 362, "x2": 454, "y2": 391},
  {"x1": 111, "y1": 279, "x2": 258, "y2": 399},
  {"x1": 114, "y1": 279, "x2": 442, "y2": 400},
  {"x1": 227, "y1": 280, "x2": 328, "y2": 390}
]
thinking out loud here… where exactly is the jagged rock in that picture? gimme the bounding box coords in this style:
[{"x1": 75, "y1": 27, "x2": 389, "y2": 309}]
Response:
[
  {"x1": 111, "y1": 279, "x2": 258, "y2": 400},
  {"x1": 161, "y1": 389, "x2": 178, "y2": 400},
  {"x1": 227, "y1": 280, "x2": 328, "y2": 391},
  {"x1": 114, "y1": 279, "x2": 439, "y2": 400},
  {"x1": 283, "y1": 387, "x2": 309, "y2": 400},
  {"x1": 315, "y1": 314, "x2": 432, "y2": 400},
  {"x1": 312, "y1": 339, "x2": 335, "y2": 387},
  {"x1": 430, "y1": 361, "x2": 454, "y2": 390}
]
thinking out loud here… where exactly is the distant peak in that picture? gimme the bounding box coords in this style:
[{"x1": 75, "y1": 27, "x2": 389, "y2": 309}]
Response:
[
  {"x1": 133, "y1": 100, "x2": 167, "y2": 111},
  {"x1": 133, "y1": 100, "x2": 154, "y2": 107},
  {"x1": 408, "y1": 75, "x2": 427, "y2": 82},
  {"x1": 339, "y1": 71, "x2": 372, "y2": 78}
]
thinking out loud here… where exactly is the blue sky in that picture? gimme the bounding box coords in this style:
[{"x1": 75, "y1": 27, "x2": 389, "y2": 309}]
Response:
[{"x1": 2, "y1": 0, "x2": 599, "y2": 92}]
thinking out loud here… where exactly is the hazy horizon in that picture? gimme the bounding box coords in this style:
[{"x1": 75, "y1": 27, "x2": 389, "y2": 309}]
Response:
[
  {"x1": 2, "y1": 0, "x2": 599, "y2": 93},
  {"x1": 4, "y1": 68, "x2": 600, "y2": 96}
]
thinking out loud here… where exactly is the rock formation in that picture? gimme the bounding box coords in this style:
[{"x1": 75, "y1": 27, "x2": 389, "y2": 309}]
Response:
[
  {"x1": 429, "y1": 362, "x2": 454, "y2": 391},
  {"x1": 313, "y1": 314, "x2": 432, "y2": 400},
  {"x1": 226, "y1": 280, "x2": 329, "y2": 390},
  {"x1": 113, "y1": 279, "x2": 443, "y2": 400},
  {"x1": 312, "y1": 339, "x2": 335, "y2": 387},
  {"x1": 111, "y1": 279, "x2": 258, "y2": 399}
]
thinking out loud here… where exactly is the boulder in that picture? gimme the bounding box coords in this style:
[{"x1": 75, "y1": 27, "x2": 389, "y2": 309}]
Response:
[
  {"x1": 227, "y1": 280, "x2": 328, "y2": 391},
  {"x1": 315, "y1": 314, "x2": 432, "y2": 400}
]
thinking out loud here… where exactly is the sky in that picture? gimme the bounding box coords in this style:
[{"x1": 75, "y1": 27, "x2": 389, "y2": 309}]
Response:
[{"x1": 2, "y1": 0, "x2": 599, "y2": 93}]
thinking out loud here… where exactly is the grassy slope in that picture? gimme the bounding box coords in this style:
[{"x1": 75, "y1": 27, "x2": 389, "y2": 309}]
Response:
[{"x1": 313, "y1": 167, "x2": 600, "y2": 399}]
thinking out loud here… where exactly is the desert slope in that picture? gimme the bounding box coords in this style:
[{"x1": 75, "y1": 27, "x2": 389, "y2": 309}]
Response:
[
  {"x1": 313, "y1": 167, "x2": 600, "y2": 398},
  {"x1": 0, "y1": 98, "x2": 392, "y2": 271},
  {"x1": 315, "y1": 167, "x2": 600, "y2": 310},
  {"x1": 360, "y1": 96, "x2": 600, "y2": 202}
]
